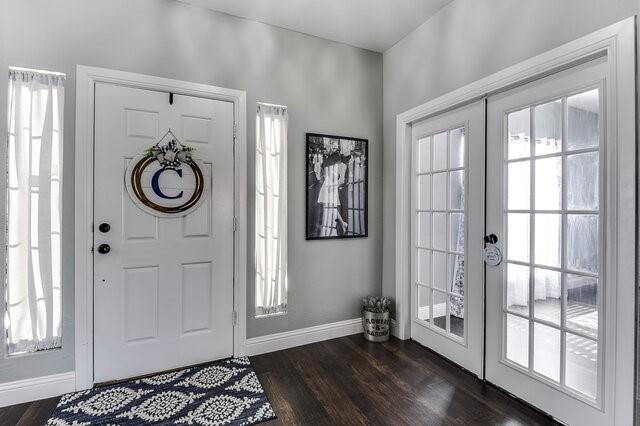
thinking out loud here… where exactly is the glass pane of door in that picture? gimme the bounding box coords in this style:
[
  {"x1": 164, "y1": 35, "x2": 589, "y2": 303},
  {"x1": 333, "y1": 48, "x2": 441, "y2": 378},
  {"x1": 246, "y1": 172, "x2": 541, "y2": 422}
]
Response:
[
  {"x1": 413, "y1": 127, "x2": 466, "y2": 341},
  {"x1": 502, "y1": 89, "x2": 601, "y2": 399}
]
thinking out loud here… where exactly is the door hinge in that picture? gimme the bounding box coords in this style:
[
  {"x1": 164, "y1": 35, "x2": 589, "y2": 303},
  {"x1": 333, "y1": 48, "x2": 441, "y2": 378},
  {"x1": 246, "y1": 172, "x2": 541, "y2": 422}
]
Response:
[
  {"x1": 232, "y1": 311, "x2": 238, "y2": 326},
  {"x1": 233, "y1": 217, "x2": 238, "y2": 232},
  {"x1": 233, "y1": 122, "x2": 237, "y2": 141}
]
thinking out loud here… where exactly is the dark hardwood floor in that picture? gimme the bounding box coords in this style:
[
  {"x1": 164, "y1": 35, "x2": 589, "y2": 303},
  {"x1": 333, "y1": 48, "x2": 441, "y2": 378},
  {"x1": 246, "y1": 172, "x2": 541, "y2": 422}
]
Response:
[{"x1": 1, "y1": 335, "x2": 557, "y2": 425}]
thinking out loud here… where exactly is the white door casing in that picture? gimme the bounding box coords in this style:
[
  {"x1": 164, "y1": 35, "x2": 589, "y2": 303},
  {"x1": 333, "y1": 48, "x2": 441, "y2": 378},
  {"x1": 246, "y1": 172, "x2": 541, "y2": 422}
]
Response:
[
  {"x1": 395, "y1": 18, "x2": 634, "y2": 424},
  {"x1": 93, "y1": 83, "x2": 234, "y2": 383},
  {"x1": 75, "y1": 66, "x2": 248, "y2": 390},
  {"x1": 409, "y1": 101, "x2": 485, "y2": 377}
]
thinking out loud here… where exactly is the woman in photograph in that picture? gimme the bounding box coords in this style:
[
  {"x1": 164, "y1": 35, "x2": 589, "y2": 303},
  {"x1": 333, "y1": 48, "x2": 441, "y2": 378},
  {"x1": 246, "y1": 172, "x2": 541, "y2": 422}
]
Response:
[{"x1": 314, "y1": 138, "x2": 348, "y2": 237}]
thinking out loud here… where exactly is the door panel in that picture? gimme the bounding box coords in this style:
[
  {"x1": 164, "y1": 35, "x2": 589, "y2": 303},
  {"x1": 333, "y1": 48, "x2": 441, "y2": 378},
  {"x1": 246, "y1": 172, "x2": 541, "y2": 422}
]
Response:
[
  {"x1": 485, "y1": 59, "x2": 613, "y2": 425},
  {"x1": 93, "y1": 83, "x2": 234, "y2": 383},
  {"x1": 410, "y1": 100, "x2": 485, "y2": 377}
]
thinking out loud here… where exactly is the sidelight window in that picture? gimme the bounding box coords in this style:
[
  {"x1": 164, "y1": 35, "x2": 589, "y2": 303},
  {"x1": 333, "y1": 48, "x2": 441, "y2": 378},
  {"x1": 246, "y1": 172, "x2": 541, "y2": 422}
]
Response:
[
  {"x1": 255, "y1": 103, "x2": 288, "y2": 317},
  {"x1": 4, "y1": 67, "x2": 65, "y2": 354}
]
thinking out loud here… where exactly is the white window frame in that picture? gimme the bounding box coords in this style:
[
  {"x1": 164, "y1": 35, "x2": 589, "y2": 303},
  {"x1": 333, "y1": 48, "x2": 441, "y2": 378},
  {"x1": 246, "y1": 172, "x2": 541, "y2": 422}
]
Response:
[
  {"x1": 254, "y1": 102, "x2": 288, "y2": 318},
  {"x1": 4, "y1": 67, "x2": 66, "y2": 355}
]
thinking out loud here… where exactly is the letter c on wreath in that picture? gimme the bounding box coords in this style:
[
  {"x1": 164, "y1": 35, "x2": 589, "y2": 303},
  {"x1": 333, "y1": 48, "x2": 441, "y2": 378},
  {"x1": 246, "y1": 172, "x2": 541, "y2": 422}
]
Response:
[{"x1": 152, "y1": 167, "x2": 184, "y2": 200}]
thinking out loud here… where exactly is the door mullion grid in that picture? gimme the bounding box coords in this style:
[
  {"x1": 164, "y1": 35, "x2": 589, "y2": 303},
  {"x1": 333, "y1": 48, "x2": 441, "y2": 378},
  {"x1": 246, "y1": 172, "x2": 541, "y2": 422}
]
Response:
[
  {"x1": 595, "y1": 84, "x2": 604, "y2": 404},
  {"x1": 417, "y1": 165, "x2": 464, "y2": 175},
  {"x1": 417, "y1": 247, "x2": 454, "y2": 255},
  {"x1": 503, "y1": 92, "x2": 603, "y2": 397},
  {"x1": 505, "y1": 146, "x2": 597, "y2": 163},
  {"x1": 504, "y1": 259, "x2": 598, "y2": 278},
  {"x1": 501, "y1": 114, "x2": 509, "y2": 363},
  {"x1": 429, "y1": 136, "x2": 435, "y2": 325},
  {"x1": 417, "y1": 209, "x2": 464, "y2": 213},
  {"x1": 506, "y1": 309, "x2": 597, "y2": 341},
  {"x1": 560, "y1": 95, "x2": 568, "y2": 387},
  {"x1": 462, "y1": 124, "x2": 468, "y2": 343},
  {"x1": 414, "y1": 127, "x2": 468, "y2": 341},
  {"x1": 445, "y1": 130, "x2": 451, "y2": 335},
  {"x1": 507, "y1": 209, "x2": 597, "y2": 215},
  {"x1": 414, "y1": 136, "x2": 433, "y2": 325},
  {"x1": 528, "y1": 106, "x2": 535, "y2": 374},
  {"x1": 411, "y1": 136, "x2": 418, "y2": 325}
]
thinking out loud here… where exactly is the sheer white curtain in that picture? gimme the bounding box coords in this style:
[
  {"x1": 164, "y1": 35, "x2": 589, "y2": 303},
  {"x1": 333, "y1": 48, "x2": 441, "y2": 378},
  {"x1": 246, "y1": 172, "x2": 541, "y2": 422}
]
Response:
[
  {"x1": 255, "y1": 103, "x2": 288, "y2": 316},
  {"x1": 5, "y1": 68, "x2": 64, "y2": 354},
  {"x1": 506, "y1": 133, "x2": 562, "y2": 307}
]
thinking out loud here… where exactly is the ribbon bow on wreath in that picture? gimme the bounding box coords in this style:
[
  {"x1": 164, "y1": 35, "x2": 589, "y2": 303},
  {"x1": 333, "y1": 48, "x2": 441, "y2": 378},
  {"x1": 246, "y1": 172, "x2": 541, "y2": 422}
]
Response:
[{"x1": 144, "y1": 129, "x2": 195, "y2": 168}]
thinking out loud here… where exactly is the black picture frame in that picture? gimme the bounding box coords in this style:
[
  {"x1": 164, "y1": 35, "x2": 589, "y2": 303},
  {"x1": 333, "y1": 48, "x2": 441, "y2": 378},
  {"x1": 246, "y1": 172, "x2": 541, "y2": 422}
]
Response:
[{"x1": 305, "y1": 133, "x2": 368, "y2": 240}]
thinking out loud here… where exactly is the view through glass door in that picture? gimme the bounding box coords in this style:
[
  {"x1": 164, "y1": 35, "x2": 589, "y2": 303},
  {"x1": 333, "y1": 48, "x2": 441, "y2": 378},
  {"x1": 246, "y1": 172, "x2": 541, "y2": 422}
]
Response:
[
  {"x1": 410, "y1": 100, "x2": 485, "y2": 377},
  {"x1": 485, "y1": 59, "x2": 614, "y2": 425}
]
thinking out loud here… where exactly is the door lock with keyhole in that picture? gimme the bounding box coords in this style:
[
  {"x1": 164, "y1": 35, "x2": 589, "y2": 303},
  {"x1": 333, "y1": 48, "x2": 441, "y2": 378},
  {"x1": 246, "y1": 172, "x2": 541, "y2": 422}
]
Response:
[{"x1": 99, "y1": 223, "x2": 111, "y2": 233}]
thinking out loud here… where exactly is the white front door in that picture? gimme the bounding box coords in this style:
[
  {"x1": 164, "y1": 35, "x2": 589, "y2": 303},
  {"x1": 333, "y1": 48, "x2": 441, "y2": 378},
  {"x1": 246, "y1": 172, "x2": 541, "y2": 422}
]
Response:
[
  {"x1": 485, "y1": 58, "x2": 627, "y2": 425},
  {"x1": 409, "y1": 100, "x2": 485, "y2": 377},
  {"x1": 93, "y1": 83, "x2": 235, "y2": 383}
]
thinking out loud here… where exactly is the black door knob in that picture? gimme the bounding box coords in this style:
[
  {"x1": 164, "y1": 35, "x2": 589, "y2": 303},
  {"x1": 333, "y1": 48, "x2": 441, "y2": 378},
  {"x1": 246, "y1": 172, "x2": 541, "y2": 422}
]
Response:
[
  {"x1": 97, "y1": 244, "x2": 111, "y2": 254},
  {"x1": 99, "y1": 223, "x2": 110, "y2": 233},
  {"x1": 484, "y1": 234, "x2": 498, "y2": 244}
]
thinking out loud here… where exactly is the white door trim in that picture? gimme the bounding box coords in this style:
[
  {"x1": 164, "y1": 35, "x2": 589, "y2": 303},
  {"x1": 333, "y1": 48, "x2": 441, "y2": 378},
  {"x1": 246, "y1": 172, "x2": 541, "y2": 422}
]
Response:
[
  {"x1": 74, "y1": 65, "x2": 247, "y2": 391},
  {"x1": 395, "y1": 17, "x2": 635, "y2": 422}
]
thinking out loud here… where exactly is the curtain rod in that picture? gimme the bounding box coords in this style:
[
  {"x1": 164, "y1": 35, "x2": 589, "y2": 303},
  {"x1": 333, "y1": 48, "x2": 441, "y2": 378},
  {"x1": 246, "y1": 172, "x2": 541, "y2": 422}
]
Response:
[
  {"x1": 257, "y1": 101, "x2": 287, "y2": 109},
  {"x1": 9, "y1": 66, "x2": 66, "y2": 77}
]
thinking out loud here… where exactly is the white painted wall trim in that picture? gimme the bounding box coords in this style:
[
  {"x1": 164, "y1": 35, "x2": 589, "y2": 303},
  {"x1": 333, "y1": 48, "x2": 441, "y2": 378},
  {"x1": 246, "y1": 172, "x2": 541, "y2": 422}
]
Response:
[
  {"x1": 0, "y1": 372, "x2": 75, "y2": 408},
  {"x1": 246, "y1": 318, "x2": 363, "y2": 356},
  {"x1": 395, "y1": 16, "x2": 635, "y2": 424},
  {"x1": 75, "y1": 65, "x2": 247, "y2": 390},
  {"x1": 390, "y1": 319, "x2": 399, "y2": 338}
]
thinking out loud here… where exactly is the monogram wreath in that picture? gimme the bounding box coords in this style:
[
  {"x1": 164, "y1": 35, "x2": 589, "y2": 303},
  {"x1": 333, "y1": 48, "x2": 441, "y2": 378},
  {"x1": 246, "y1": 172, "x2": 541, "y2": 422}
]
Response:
[{"x1": 144, "y1": 129, "x2": 195, "y2": 168}]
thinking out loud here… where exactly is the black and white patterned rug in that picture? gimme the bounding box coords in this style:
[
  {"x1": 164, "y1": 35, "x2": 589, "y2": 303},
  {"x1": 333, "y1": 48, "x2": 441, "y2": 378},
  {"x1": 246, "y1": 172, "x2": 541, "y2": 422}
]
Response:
[{"x1": 46, "y1": 357, "x2": 276, "y2": 425}]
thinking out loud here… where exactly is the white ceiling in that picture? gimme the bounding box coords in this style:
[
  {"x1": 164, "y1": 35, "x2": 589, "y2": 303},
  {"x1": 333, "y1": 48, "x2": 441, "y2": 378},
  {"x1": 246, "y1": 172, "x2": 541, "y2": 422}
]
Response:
[{"x1": 178, "y1": 0, "x2": 454, "y2": 52}]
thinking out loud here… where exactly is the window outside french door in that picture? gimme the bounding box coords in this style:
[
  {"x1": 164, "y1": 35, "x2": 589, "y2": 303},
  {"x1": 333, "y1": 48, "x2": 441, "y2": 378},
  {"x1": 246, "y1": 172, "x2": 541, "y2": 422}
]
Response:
[{"x1": 410, "y1": 101, "x2": 485, "y2": 378}]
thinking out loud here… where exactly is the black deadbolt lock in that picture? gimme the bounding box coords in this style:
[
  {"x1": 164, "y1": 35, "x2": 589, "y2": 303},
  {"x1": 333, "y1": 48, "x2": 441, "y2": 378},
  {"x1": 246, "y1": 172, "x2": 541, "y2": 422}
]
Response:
[
  {"x1": 99, "y1": 223, "x2": 111, "y2": 233},
  {"x1": 484, "y1": 234, "x2": 498, "y2": 244},
  {"x1": 97, "y1": 244, "x2": 111, "y2": 254}
]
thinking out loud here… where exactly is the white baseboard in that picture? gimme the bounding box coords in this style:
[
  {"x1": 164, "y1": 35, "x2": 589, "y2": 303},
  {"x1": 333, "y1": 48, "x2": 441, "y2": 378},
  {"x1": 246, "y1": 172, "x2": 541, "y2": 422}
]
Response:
[
  {"x1": 390, "y1": 319, "x2": 400, "y2": 338},
  {"x1": 246, "y1": 318, "x2": 363, "y2": 356},
  {"x1": 0, "y1": 371, "x2": 75, "y2": 408}
]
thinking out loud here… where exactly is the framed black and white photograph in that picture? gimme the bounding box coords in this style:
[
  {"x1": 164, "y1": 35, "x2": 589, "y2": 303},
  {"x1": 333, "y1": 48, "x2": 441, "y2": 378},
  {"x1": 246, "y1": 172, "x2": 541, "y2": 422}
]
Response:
[{"x1": 306, "y1": 133, "x2": 368, "y2": 240}]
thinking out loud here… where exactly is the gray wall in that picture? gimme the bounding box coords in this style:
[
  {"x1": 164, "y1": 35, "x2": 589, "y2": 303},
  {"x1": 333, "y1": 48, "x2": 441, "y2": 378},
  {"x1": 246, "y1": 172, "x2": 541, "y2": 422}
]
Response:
[
  {"x1": 381, "y1": 0, "x2": 638, "y2": 313},
  {"x1": 0, "y1": 0, "x2": 383, "y2": 383}
]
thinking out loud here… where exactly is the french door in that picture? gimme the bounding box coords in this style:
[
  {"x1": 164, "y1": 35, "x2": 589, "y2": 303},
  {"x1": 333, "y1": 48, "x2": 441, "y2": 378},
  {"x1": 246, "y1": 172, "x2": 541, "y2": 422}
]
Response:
[
  {"x1": 410, "y1": 101, "x2": 485, "y2": 377},
  {"x1": 485, "y1": 58, "x2": 620, "y2": 425}
]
